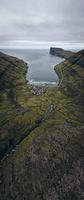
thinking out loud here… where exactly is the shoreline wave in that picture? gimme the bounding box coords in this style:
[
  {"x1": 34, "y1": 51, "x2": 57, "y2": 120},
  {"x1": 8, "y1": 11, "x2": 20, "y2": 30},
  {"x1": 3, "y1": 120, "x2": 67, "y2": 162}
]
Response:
[{"x1": 28, "y1": 80, "x2": 58, "y2": 86}]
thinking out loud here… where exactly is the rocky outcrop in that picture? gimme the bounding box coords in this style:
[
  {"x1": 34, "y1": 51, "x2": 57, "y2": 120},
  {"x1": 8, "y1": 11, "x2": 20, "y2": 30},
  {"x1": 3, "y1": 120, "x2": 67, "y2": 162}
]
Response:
[{"x1": 50, "y1": 47, "x2": 74, "y2": 59}]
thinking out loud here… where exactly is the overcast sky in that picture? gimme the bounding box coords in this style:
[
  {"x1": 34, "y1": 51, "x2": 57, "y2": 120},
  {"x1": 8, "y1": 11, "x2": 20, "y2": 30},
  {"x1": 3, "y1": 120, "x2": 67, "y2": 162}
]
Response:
[{"x1": 0, "y1": 0, "x2": 84, "y2": 49}]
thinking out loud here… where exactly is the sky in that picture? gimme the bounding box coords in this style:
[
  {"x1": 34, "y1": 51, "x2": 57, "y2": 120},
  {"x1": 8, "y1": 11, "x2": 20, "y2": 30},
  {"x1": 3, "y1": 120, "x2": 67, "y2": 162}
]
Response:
[{"x1": 0, "y1": 0, "x2": 84, "y2": 49}]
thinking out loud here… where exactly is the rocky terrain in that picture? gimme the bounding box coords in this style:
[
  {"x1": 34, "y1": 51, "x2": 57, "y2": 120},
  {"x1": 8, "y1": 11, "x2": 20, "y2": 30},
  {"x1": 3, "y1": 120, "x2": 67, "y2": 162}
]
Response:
[
  {"x1": 50, "y1": 47, "x2": 74, "y2": 59},
  {"x1": 0, "y1": 50, "x2": 84, "y2": 200}
]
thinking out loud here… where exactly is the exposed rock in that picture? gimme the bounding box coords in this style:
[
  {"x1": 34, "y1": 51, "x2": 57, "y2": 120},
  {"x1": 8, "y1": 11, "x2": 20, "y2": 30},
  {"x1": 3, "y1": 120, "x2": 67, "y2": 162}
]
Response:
[{"x1": 50, "y1": 47, "x2": 74, "y2": 59}]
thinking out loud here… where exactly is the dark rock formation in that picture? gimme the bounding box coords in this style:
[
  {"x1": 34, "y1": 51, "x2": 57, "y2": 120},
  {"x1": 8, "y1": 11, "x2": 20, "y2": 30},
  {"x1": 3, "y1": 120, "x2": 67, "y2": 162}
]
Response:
[{"x1": 50, "y1": 47, "x2": 74, "y2": 59}]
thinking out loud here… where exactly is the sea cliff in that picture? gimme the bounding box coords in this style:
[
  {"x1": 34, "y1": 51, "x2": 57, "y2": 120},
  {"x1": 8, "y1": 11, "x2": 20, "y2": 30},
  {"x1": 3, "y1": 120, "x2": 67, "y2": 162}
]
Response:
[{"x1": 50, "y1": 47, "x2": 74, "y2": 59}]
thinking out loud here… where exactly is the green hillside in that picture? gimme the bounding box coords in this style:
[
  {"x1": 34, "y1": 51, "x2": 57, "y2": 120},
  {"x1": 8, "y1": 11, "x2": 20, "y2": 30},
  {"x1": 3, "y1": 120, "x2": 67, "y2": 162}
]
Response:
[{"x1": 0, "y1": 50, "x2": 84, "y2": 200}]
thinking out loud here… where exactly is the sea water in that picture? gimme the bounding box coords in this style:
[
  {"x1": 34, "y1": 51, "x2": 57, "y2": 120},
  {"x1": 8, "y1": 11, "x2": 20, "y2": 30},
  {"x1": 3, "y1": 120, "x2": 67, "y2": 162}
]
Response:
[{"x1": 1, "y1": 49, "x2": 64, "y2": 86}]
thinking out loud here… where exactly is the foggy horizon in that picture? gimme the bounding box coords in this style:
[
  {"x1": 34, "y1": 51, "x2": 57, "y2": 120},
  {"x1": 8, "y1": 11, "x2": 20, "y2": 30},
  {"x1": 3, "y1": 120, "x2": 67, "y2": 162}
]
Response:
[{"x1": 0, "y1": 40, "x2": 84, "y2": 50}]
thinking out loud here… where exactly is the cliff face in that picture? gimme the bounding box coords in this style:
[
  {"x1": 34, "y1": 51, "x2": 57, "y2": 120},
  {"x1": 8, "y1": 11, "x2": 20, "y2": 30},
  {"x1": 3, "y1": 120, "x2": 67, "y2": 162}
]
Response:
[
  {"x1": 50, "y1": 47, "x2": 74, "y2": 59},
  {"x1": 0, "y1": 50, "x2": 84, "y2": 200}
]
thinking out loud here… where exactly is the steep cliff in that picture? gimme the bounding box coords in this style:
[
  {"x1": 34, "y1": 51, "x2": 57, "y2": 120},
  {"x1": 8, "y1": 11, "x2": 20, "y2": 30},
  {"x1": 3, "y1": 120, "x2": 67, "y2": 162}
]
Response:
[{"x1": 50, "y1": 47, "x2": 74, "y2": 59}]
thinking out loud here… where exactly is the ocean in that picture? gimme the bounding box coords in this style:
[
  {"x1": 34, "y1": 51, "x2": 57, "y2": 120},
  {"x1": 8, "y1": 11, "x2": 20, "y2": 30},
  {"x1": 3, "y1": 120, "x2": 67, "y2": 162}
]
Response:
[{"x1": 1, "y1": 49, "x2": 64, "y2": 86}]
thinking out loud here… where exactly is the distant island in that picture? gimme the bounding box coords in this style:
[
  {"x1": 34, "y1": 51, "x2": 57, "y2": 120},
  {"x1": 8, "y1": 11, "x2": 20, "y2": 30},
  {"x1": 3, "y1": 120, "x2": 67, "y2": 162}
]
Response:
[
  {"x1": 0, "y1": 49, "x2": 84, "y2": 200},
  {"x1": 50, "y1": 47, "x2": 74, "y2": 59}
]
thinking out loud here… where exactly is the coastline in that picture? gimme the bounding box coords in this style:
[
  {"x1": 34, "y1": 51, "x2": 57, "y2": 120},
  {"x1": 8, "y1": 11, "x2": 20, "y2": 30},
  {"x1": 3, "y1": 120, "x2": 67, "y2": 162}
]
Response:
[
  {"x1": 0, "y1": 50, "x2": 84, "y2": 200},
  {"x1": 27, "y1": 80, "x2": 58, "y2": 95}
]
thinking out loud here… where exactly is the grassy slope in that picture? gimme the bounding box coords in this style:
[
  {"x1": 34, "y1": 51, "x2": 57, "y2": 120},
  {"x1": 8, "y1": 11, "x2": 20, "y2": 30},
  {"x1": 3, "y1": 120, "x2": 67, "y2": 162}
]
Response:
[
  {"x1": 0, "y1": 52, "x2": 51, "y2": 159},
  {"x1": 0, "y1": 51, "x2": 84, "y2": 200}
]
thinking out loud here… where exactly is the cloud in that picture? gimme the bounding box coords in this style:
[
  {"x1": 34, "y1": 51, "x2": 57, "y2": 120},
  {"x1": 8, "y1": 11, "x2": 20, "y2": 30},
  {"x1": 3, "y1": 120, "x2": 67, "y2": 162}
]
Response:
[{"x1": 0, "y1": 0, "x2": 84, "y2": 48}]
